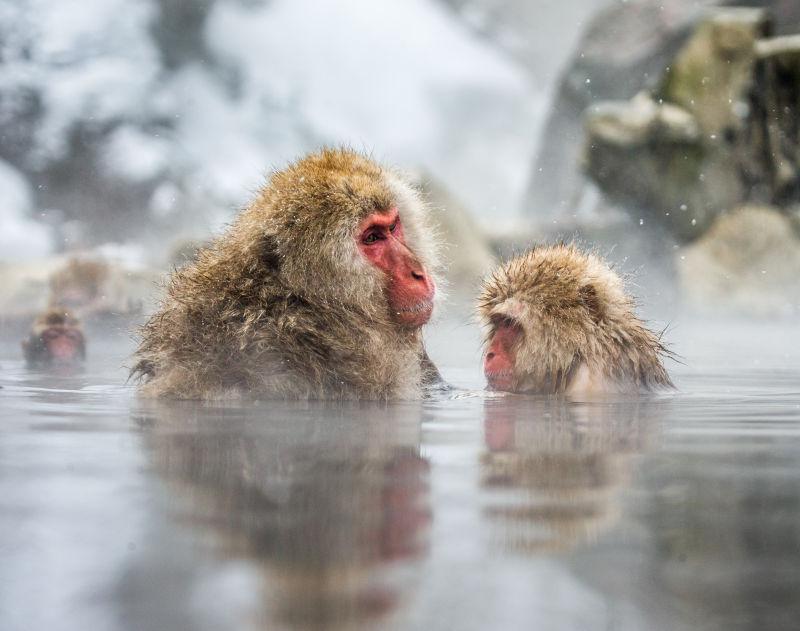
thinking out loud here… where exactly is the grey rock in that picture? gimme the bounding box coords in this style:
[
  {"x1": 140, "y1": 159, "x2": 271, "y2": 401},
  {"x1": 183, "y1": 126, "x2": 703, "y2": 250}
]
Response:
[
  {"x1": 584, "y1": 9, "x2": 800, "y2": 242},
  {"x1": 525, "y1": 0, "x2": 800, "y2": 220},
  {"x1": 583, "y1": 92, "x2": 735, "y2": 241},
  {"x1": 741, "y1": 34, "x2": 800, "y2": 205},
  {"x1": 676, "y1": 205, "x2": 800, "y2": 316}
]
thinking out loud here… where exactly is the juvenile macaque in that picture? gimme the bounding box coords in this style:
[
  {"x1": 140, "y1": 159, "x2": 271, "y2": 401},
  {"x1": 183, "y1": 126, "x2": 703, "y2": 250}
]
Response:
[
  {"x1": 132, "y1": 148, "x2": 441, "y2": 400},
  {"x1": 479, "y1": 244, "x2": 672, "y2": 395},
  {"x1": 22, "y1": 308, "x2": 86, "y2": 366}
]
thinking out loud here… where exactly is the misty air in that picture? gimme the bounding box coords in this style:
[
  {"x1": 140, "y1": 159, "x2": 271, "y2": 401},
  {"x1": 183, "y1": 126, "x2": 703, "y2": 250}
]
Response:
[{"x1": 2, "y1": 2, "x2": 800, "y2": 630}]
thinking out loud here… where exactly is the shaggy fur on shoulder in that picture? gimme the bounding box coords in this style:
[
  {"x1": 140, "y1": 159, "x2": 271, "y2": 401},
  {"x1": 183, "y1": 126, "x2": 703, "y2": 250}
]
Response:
[
  {"x1": 132, "y1": 148, "x2": 440, "y2": 400},
  {"x1": 478, "y1": 244, "x2": 673, "y2": 394}
]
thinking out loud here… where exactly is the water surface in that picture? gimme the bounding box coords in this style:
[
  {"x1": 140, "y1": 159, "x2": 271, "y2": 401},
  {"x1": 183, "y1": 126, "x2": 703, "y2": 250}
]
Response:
[{"x1": 1, "y1": 320, "x2": 799, "y2": 631}]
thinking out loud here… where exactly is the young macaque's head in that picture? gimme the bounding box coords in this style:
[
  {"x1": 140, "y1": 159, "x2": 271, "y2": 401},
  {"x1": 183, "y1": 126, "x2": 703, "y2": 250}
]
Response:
[
  {"x1": 479, "y1": 244, "x2": 671, "y2": 395},
  {"x1": 245, "y1": 149, "x2": 439, "y2": 330},
  {"x1": 22, "y1": 308, "x2": 86, "y2": 366},
  {"x1": 482, "y1": 315, "x2": 522, "y2": 391}
]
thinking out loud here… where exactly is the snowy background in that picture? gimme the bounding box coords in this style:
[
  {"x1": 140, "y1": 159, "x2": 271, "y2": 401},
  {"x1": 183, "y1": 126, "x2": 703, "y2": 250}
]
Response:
[{"x1": 0, "y1": 0, "x2": 606, "y2": 262}]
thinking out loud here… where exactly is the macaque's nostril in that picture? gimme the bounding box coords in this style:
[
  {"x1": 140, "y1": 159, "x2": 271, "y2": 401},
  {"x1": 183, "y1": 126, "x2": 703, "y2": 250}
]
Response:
[
  {"x1": 411, "y1": 270, "x2": 425, "y2": 281},
  {"x1": 486, "y1": 352, "x2": 495, "y2": 361}
]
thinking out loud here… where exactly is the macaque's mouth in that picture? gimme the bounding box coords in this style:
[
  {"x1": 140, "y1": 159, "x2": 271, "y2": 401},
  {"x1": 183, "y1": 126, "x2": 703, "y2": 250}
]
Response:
[
  {"x1": 397, "y1": 300, "x2": 434, "y2": 314},
  {"x1": 485, "y1": 369, "x2": 514, "y2": 391},
  {"x1": 393, "y1": 299, "x2": 434, "y2": 327}
]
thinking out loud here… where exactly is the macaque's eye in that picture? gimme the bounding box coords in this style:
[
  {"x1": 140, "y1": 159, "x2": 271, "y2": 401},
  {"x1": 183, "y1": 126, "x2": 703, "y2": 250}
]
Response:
[
  {"x1": 363, "y1": 231, "x2": 381, "y2": 245},
  {"x1": 389, "y1": 222, "x2": 397, "y2": 233},
  {"x1": 495, "y1": 316, "x2": 515, "y2": 330}
]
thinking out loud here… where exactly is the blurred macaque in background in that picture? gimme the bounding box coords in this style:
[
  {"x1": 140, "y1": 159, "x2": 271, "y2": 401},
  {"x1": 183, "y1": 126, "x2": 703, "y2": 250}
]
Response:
[
  {"x1": 49, "y1": 258, "x2": 110, "y2": 315},
  {"x1": 22, "y1": 308, "x2": 86, "y2": 367}
]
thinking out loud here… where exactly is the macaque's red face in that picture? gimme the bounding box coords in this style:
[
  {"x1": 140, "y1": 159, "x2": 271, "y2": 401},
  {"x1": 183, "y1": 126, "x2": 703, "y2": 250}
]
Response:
[
  {"x1": 41, "y1": 326, "x2": 85, "y2": 363},
  {"x1": 484, "y1": 318, "x2": 522, "y2": 391},
  {"x1": 357, "y1": 208, "x2": 435, "y2": 328}
]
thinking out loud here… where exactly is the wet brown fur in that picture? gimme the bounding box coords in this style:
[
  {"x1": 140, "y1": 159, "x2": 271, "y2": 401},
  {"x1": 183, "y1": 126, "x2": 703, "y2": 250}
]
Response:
[
  {"x1": 478, "y1": 244, "x2": 673, "y2": 394},
  {"x1": 131, "y1": 148, "x2": 441, "y2": 400}
]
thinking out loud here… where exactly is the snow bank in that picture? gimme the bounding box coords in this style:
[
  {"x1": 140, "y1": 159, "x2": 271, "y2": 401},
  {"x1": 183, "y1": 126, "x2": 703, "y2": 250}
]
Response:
[
  {"x1": 0, "y1": 0, "x2": 542, "y2": 253},
  {"x1": 204, "y1": 0, "x2": 540, "y2": 221}
]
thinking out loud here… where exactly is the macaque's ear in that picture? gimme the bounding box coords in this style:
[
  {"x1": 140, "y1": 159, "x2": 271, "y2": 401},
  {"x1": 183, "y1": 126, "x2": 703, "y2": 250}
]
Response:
[{"x1": 579, "y1": 283, "x2": 603, "y2": 323}]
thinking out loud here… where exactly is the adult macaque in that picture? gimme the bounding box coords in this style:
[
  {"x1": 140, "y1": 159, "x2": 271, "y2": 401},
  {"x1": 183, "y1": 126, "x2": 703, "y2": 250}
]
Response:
[
  {"x1": 49, "y1": 258, "x2": 109, "y2": 314},
  {"x1": 132, "y1": 148, "x2": 441, "y2": 399},
  {"x1": 479, "y1": 244, "x2": 672, "y2": 394},
  {"x1": 22, "y1": 308, "x2": 86, "y2": 367}
]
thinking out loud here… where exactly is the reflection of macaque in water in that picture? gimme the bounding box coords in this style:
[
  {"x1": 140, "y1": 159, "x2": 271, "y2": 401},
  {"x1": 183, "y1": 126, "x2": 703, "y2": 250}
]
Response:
[
  {"x1": 22, "y1": 308, "x2": 86, "y2": 367},
  {"x1": 132, "y1": 148, "x2": 442, "y2": 400},
  {"x1": 481, "y1": 397, "x2": 658, "y2": 553},
  {"x1": 139, "y1": 403, "x2": 430, "y2": 630},
  {"x1": 479, "y1": 244, "x2": 673, "y2": 394}
]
